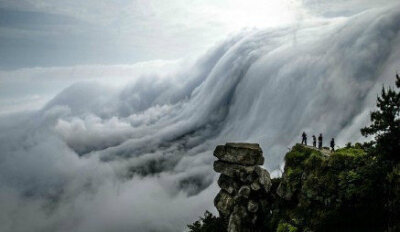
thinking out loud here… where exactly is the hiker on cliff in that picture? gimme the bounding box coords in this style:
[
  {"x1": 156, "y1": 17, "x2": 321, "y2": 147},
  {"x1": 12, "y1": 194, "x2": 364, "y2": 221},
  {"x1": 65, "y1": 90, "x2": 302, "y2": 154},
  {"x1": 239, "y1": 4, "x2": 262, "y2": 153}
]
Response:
[
  {"x1": 318, "y1": 134, "x2": 323, "y2": 149},
  {"x1": 312, "y1": 135, "x2": 316, "y2": 147},
  {"x1": 301, "y1": 132, "x2": 307, "y2": 145},
  {"x1": 330, "y1": 138, "x2": 335, "y2": 152}
]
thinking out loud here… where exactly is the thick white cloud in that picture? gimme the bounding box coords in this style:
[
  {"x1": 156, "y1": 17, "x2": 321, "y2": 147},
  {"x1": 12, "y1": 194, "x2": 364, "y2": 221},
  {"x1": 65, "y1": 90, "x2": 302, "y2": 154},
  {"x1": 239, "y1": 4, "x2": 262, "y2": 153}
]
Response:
[
  {"x1": 1, "y1": 2, "x2": 400, "y2": 232},
  {"x1": 0, "y1": 59, "x2": 182, "y2": 115}
]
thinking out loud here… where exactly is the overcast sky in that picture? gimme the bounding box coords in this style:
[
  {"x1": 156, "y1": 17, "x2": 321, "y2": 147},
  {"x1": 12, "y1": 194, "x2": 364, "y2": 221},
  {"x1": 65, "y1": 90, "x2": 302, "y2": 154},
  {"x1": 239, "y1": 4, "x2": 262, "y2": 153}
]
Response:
[{"x1": 0, "y1": 0, "x2": 301, "y2": 69}]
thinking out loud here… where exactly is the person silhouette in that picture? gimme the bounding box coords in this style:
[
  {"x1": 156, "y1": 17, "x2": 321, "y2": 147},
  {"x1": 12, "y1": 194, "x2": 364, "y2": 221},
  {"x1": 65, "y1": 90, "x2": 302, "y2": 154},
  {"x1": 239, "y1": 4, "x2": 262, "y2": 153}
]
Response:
[
  {"x1": 312, "y1": 135, "x2": 316, "y2": 147},
  {"x1": 301, "y1": 132, "x2": 307, "y2": 145},
  {"x1": 330, "y1": 138, "x2": 335, "y2": 151},
  {"x1": 318, "y1": 134, "x2": 323, "y2": 149}
]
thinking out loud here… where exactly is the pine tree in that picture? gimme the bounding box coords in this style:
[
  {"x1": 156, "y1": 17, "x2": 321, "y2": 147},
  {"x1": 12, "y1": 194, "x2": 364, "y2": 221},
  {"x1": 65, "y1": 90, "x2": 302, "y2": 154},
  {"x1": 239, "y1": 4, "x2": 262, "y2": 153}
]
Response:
[{"x1": 361, "y1": 74, "x2": 400, "y2": 161}]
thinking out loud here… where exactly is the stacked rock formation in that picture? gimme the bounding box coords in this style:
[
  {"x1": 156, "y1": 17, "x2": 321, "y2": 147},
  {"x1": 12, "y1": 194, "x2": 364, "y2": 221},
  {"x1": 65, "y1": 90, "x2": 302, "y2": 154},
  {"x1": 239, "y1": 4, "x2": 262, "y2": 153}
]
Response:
[{"x1": 213, "y1": 143, "x2": 272, "y2": 232}]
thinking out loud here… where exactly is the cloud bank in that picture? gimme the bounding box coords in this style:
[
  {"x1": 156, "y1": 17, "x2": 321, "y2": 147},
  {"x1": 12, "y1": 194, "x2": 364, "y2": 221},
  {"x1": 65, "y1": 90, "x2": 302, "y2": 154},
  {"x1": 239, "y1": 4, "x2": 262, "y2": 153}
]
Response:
[{"x1": 1, "y1": 3, "x2": 400, "y2": 232}]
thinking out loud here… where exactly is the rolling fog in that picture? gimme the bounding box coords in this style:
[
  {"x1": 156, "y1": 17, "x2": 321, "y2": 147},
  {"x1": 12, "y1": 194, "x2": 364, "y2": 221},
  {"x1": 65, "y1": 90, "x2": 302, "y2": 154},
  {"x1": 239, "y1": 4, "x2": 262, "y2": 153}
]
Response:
[{"x1": 1, "y1": 1, "x2": 400, "y2": 231}]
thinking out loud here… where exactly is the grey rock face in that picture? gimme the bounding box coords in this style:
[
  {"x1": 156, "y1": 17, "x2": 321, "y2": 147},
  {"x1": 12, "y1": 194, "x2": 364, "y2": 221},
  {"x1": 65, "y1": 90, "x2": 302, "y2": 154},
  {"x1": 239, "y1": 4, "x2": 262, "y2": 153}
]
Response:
[
  {"x1": 255, "y1": 166, "x2": 272, "y2": 192},
  {"x1": 227, "y1": 213, "x2": 241, "y2": 232},
  {"x1": 276, "y1": 182, "x2": 293, "y2": 201},
  {"x1": 228, "y1": 205, "x2": 249, "y2": 232},
  {"x1": 213, "y1": 143, "x2": 272, "y2": 232},
  {"x1": 214, "y1": 190, "x2": 235, "y2": 216},
  {"x1": 214, "y1": 161, "x2": 255, "y2": 178},
  {"x1": 218, "y1": 175, "x2": 239, "y2": 194},
  {"x1": 239, "y1": 171, "x2": 255, "y2": 183},
  {"x1": 247, "y1": 200, "x2": 259, "y2": 213},
  {"x1": 238, "y1": 185, "x2": 251, "y2": 198},
  {"x1": 250, "y1": 181, "x2": 261, "y2": 191},
  {"x1": 214, "y1": 143, "x2": 264, "y2": 166}
]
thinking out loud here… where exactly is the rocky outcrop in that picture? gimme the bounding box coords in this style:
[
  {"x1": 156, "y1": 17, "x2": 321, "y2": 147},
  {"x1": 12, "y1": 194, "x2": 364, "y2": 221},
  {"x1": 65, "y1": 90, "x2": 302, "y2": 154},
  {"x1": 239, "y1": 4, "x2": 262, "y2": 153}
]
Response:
[
  {"x1": 213, "y1": 143, "x2": 272, "y2": 232},
  {"x1": 189, "y1": 143, "x2": 392, "y2": 232}
]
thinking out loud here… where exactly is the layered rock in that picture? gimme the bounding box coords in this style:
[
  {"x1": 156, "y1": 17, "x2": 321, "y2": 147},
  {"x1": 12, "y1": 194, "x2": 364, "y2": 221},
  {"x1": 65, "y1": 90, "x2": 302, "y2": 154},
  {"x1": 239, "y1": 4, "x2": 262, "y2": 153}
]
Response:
[
  {"x1": 213, "y1": 143, "x2": 272, "y2": 232},
  {"x1": 214, "y1": 143, "x2": 264, "y2": 166}
]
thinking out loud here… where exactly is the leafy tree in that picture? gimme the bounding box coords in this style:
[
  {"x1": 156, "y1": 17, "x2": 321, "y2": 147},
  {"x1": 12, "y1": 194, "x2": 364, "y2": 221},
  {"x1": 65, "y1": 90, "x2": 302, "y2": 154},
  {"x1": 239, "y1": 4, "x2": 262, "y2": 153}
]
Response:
[
  {"x1": 187, "y1": 211, "x2": 227, "y2": 232},
  {"x1": 361, "y1": 74, "x2": 400, "y2": 161}
]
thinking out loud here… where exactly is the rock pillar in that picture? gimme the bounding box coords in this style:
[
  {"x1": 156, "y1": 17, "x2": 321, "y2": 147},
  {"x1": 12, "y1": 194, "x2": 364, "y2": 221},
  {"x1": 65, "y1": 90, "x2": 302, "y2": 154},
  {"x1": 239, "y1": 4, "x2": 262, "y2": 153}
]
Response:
[{"x1": 213, "y1": 143, "x2": 272, "y2": 232}]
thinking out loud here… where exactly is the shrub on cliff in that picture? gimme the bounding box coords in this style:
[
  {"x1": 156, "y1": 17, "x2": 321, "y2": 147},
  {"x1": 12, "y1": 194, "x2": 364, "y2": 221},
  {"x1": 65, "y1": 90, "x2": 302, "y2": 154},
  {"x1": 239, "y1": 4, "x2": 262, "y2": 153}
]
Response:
[
  {"x1": 187, "y1": 211, "x2": 227, "y2": 232},
  {"x1": 276, "y1": 221, "x2": 298, "y2": 232}
]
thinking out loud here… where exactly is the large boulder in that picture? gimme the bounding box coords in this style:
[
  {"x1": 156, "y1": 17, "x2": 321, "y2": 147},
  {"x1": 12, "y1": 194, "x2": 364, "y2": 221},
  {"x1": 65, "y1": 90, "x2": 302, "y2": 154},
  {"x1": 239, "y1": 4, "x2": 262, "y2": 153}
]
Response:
[
  {"x1": 214, "y1": 190, "x2": 235, "y2": 216},
  {"x1": 238, "y1": 185, "x2": 251, "y2": 198},
  {"x1": 218, "y1": 175, "x2": 239, "y2": 194},
  {"x1": 250, "y1": 181, "x2": 261, "y2": 191},
  {"x1": 276, "y1": 182, "x2": 293, "y2": 201},
  {"x1": 247, "y1": 200, "x2": 259, "y2": 213},
  {"x1": 228, "y1": 205, "x2": 250, "y2": 232},
  {"x1": 214, "y1": 143, "x2": 264, "y2": 166},
  {"x1": 255, "y1": 166, "x2": 272, "y2": 192},
  {"x1": 214, "y1": 161, "x2": 255, "y2": 178}
]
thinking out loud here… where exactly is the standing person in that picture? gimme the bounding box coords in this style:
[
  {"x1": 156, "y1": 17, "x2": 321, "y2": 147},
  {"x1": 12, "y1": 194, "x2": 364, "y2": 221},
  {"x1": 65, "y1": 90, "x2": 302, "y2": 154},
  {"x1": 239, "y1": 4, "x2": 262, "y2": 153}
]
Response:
[
  {"x1": 312, "y1": 135, "x2": 316, "y2": 147},
  {"x1": 318, "y1": 134, "x2": 323, "y2": 149},
  {"x1": 330, "y1": 138, "x2": 335, "y2": 152},
  {"x1": 301, "y1": 132, "x2": 307, "y2": 145}
]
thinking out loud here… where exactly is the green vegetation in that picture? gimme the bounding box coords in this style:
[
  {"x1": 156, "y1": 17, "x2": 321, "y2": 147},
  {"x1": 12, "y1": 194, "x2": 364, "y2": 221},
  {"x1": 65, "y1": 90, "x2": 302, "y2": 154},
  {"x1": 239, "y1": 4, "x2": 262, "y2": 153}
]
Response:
[
  {"x1": 187, "y1": 211, "x2": 227, "y2": 232},
  {"x1": 361, "y1": 74, "x2": 400, "y2": 161},
  {"x1": 334, "y1": 147, "x2": 365, "y2": 157},
  {"x1": 269, "y1": 145, "x2": 386, "y2": 231},
  {"x1": 188, "y1": 74, "x2": 400, "y2": 231},
  {"x1": 276, "y1": 222, "x2": 298, "y2": 232}
]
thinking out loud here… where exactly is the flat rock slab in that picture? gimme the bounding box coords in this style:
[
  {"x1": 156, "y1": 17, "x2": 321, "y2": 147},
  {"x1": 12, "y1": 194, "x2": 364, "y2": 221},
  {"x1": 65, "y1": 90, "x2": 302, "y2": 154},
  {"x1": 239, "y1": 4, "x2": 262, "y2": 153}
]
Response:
[
  {"x1": 214, "y1": 143, "x2": 264, "y2": 166},
  {"x1": 214, "y1": 160, "x2": 256, "y2": 178}
]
